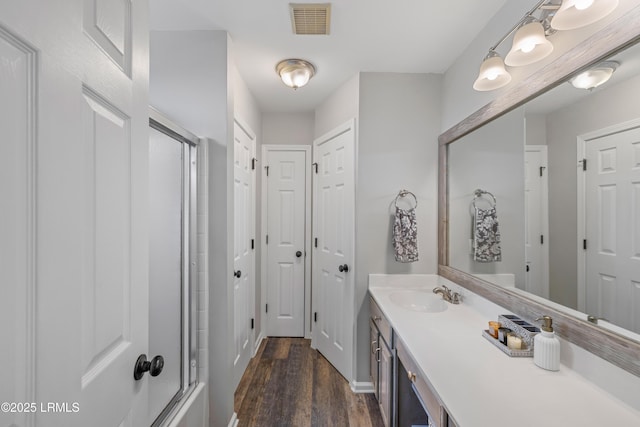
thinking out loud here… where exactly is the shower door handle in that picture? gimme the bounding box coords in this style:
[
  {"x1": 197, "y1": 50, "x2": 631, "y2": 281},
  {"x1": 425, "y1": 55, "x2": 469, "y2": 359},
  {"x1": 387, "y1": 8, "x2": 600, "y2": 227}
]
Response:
[{"x1": 133, "y1": 354, "x2": 164, "y2": 380}]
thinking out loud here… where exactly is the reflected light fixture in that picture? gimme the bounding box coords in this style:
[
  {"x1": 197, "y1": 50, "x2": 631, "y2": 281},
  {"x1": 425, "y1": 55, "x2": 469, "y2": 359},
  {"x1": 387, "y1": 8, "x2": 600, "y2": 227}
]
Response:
[
  {"x1": 473, "y1": 51, "x2": 512, "y2": 91},
  {"x1": 551, "y1": 0, "x2": 619, "y2": 30},
  {"x1": 276, "y1": 59, "x2": 316, "y2": 89},
  {"x1": 569, "y1": 60, "x2": 618, "y2": 89},
  {"x1": 505, "y1": 19, "x2": 553, "y2": 66}
]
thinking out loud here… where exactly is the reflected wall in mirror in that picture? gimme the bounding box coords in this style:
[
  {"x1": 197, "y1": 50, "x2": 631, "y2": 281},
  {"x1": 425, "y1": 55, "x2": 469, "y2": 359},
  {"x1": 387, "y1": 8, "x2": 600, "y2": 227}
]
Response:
[
  {"x1": 440, "y1": 4, "x2": 640, "y2": 377},
  {"x1": 447, "y1": 42, "x2": 640, "y2": 339}
]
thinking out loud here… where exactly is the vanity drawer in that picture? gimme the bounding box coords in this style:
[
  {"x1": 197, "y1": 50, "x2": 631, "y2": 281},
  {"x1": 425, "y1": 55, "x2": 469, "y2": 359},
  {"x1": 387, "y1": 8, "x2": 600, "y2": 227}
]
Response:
[
  {"x1": 370, "y1": 296, "x2": 392, "y2": 346},
  {"x1": 396, "y1": 337, "x2": 442, "y2": 427}
]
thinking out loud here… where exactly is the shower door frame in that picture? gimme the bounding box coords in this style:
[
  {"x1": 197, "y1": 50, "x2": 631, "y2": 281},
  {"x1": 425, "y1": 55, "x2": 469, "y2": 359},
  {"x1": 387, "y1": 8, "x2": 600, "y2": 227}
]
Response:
[{"x1": 149, "y1": 108, "x2": 199, "y2": 426}]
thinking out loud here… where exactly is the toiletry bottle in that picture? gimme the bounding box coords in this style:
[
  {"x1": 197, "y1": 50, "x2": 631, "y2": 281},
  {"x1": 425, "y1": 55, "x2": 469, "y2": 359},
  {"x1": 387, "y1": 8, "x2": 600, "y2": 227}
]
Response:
[{"x1": 533, "y1": 315, "x2": 560, "y2": 371}]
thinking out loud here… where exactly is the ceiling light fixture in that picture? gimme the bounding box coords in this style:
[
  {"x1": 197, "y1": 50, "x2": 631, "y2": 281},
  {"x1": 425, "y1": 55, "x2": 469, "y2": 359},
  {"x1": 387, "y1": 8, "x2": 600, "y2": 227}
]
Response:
[
  {"x1": 276, "y1": 59, "x2": 316, "y2": 89},
  {"x1": 473, "y1": 51, "x2": 512, "y2": 91},
  {"x1": 569, "y1": 60, "x2": 619, "y2": 89},
  {"x1": 473, "y1": 0, "x2": 618, "y2": 92},
  {"x1": 551, "y1": 0, "x2": 619, "y2": 30},
  {"x1": 505, "y1": 19, "x2": 554, "y2": 66}
]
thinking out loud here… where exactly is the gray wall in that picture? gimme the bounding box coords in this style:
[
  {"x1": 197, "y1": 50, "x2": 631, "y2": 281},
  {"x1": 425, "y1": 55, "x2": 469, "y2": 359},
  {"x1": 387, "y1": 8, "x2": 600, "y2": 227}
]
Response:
[
  {"x1": 448, "y1": 107, "x2": 526, "y2": 287},
  {"x1": 525, "y1": 114, "x2": 547, "y2": 146},
  {"x1": 262, "y1": 112, "x2": 314, "y2": 146},
  {"x1": 545, "y1": 73, "x2": 640, "y2": 308},
  {"x1": 314, "y1": 74, "x2": 360, "y2": 138},
  {"x1": 355, "y1": 72, "x2": 442, "y2": 380}
]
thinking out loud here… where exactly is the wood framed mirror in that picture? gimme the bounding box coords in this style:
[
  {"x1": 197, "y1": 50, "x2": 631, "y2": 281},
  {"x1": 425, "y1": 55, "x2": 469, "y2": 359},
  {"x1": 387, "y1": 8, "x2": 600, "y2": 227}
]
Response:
[{"x1": 438, "y1": 4, "x2": 640, "y2": 377}]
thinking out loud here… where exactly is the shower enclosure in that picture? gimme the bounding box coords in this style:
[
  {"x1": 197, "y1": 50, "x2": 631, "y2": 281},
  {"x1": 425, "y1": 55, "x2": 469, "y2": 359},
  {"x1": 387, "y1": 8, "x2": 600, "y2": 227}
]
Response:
[{"x1": 148, "y1": 110, "x2": 198, "y2": 425}]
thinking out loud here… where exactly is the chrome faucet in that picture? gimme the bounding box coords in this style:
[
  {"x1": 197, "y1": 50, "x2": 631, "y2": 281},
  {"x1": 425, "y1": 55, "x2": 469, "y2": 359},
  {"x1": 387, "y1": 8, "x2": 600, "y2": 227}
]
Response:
[{"x1": 433, "y1": 285, "x2": 462, "y2": 304}]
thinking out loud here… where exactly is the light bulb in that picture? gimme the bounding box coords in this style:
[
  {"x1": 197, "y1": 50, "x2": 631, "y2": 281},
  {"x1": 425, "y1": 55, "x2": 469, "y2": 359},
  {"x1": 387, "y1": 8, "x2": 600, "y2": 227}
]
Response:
[
  {"x1": 486, "y1": 71, "x2": 498, "y2": 81},
  {"x1": 520, "y1": 42, "x2": 536, "y2": 53},
  {"x1": 575, "y1": 0, "x2": 594, "y2": 10}
]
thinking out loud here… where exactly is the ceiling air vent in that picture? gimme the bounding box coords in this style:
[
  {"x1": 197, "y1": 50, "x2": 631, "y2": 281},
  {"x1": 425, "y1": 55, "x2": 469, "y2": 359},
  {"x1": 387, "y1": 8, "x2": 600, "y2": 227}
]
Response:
[{"x1": 290, "y1": 3, "x2": 331, "y2": 35}]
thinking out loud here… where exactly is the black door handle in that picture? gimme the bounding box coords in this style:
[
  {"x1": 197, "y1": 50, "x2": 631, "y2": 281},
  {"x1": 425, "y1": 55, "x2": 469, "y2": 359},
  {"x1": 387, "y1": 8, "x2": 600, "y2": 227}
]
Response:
[
  {"x1": 234, "y1": 270, "x2": 241, "y2": 278},
  {"x1": 133, "y1": 354, "x2": 164, "y2": 380},
  {"x1": 296, "y1": 251, "x2": 302, "y2": 258},
  {"x1": 338, "y1": 264, "x2": 349, "y2": 273}
]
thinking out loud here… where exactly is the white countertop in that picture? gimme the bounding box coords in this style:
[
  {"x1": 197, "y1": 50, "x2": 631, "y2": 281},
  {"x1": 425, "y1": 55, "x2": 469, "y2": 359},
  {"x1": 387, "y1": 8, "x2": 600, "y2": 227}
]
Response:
[{"x1": 368, "y1": 274, "x2": 640, "y2": 427}]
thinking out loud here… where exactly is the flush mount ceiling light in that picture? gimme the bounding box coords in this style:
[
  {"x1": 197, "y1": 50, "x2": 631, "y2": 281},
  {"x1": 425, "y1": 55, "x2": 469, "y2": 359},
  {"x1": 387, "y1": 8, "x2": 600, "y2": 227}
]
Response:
[
  {"x1": 551, "y1": 0, "x2": 619, "y2": 30},
  {"x1": 569, "y1": 60, "x2": 619, "y2": 89},
  {"x1": 276, "y1": 59, "x2": 316, "y2": 89},
  {"x1": 473, "y1": 51, "x2": 512, "y2": 91},
  {"x1": 505, "y1": 20, "x2": 554, "y2": 66}
]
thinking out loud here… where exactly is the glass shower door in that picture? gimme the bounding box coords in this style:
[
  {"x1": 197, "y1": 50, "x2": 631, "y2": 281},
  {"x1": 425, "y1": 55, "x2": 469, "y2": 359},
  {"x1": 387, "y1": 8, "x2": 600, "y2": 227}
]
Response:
[{"x1": 148, "y1": 116, "x2": 197, "y2": 425}]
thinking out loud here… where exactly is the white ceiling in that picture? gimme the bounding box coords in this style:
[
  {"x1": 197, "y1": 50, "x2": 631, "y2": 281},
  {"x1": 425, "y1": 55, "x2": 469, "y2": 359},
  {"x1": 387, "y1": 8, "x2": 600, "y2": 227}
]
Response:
[{"x1": 150, "y1": 0, "x2": 507, "y2": 113}]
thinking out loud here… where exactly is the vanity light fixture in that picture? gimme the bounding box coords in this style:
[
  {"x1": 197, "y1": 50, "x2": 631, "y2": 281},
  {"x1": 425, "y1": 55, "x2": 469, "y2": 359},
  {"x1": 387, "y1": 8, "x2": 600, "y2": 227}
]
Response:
[
  {"x1": 569, "y1": 60, "x2": 618, "y2": 89},
  {"x1": 551, "y1": 0, "x2": 619, "y2": 30},
  {"x1": 276, "y1": 59, "x2": 316, "y2": 89},
  {"x1": 473, "y1": 51, "x2": 512, "y2": 91},
  {"x1": 504, "y1": 19, "x2": 554, "y2": 66},
  {"x1": 473, "y1": 0, "x2": 619, "y2": 92}
]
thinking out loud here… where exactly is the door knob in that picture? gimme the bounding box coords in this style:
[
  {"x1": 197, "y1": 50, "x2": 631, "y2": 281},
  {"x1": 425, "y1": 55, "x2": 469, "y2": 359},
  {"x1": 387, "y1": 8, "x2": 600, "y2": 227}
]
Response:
[
  {"x1": 296, "y1": 251, "x2": 302, "y2": 258},
  {"x1": 338, "y1": 264, "x2": 349, "y2": 273},
  {"x1": 234, "y1": 270, "x2": 242, "y2": 278},
  {"x1": 133, "y1": 354, "x2": 165, "y2": 380}
]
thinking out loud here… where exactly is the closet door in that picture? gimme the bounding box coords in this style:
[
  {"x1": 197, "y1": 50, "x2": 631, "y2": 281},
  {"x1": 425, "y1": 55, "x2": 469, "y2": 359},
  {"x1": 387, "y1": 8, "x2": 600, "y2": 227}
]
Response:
[
  {"x1": 232, "y1": 118, "x2": 256, "y2": 386},
  {"x1": 312, "y1": 119, "x2": 356, "y2": 382}
]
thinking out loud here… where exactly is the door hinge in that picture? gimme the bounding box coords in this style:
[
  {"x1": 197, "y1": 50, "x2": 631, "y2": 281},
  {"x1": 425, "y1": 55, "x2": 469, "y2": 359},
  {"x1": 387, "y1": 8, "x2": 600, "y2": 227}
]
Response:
[
  {"x1": 312, "y1": 162, "x2": 318, "y2": 174},
  {"x1": 539, "y1": 166, "x2": 546, "y2": 177},
  {"x1": 540, "y1": 235, "x2": 544, "y2": 245},
  {"x1": 583, "y1": 239, "x2": 587, "y2": 250},
  {"x1": 266, "y1": 235, "x2": 269, "y2": 245},
  {"x1": 526, "y1": 265, "x2": 530, "y2": 272},
  {"x1": 251, "y1": 238, "x2": 254, "y2": 249},
  {"x1": 265, "y1": 165, "x2": 269, "y2": 176},
  {"x1": 266, "y1": 304, "x2": 268, "y2": 313},
  {"x1": 251, "y1": 318, "x2": 254, "y2": 330},
  {"x1": 314, "y1": 237, "x2": 318, "y2": 248},
  {"x1": 583, "y1": 158, "x2": 587, "y2": 171},
  {"x1": 252, "y1": 158, "x2": 257, "y2": 170},
  {"x1": 314, "y1": 312, "x2": 318, "y2": 322}
]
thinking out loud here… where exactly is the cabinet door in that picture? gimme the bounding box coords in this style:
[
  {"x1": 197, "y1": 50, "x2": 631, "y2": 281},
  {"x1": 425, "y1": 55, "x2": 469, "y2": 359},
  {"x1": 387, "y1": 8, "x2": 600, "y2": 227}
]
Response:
[
  {"x1": 379, "y1": 342, "x2": 393, "y2": 427},
  {"x1": 370, "y1": 321, "x2": 380, "y2": 400}
]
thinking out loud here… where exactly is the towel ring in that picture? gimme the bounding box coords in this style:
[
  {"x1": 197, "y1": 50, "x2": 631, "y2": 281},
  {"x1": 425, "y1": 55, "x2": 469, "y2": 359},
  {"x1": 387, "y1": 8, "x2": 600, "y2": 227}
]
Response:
[
  {"x1": 395, "y1": 189, "x2": 417, "y2": 209},
  {"x1": 472, "y1": 189, "x2": 496, "y2": 209}
]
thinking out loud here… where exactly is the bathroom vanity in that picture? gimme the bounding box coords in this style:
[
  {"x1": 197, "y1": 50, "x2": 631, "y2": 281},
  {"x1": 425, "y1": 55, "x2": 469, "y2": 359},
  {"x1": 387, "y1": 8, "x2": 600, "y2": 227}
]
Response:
[{"x1": 368, "y1": 274, "x2": 640, "y2": 427}]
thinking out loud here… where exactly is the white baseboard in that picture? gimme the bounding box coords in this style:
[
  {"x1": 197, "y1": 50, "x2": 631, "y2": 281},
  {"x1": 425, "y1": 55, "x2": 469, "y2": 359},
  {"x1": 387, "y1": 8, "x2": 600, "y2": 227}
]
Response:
[
  {"x1": 227, "y1": 412, "x2": 239, "y2": 427},
  {"x1": 253, "y1": 333, "x2": 265, "y2": 356},
  {"x1": 350, "y1": 380, "x2": 375, "y2": 394}
]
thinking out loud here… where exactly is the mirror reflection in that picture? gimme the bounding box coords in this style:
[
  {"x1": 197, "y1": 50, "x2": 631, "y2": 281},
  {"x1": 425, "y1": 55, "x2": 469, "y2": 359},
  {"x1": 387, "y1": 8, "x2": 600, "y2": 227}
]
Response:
[{"x1": 448, "y1": 41, "x2": 640, "y2": 339}]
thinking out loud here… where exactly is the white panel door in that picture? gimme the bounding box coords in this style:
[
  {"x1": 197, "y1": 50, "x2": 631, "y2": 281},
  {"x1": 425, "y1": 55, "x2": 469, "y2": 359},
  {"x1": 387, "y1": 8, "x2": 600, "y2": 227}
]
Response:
[
  {"x1": 312, "y1": 119, "x2": 355, "y2": 382},
  {"x1": 586, "y1": 126, "x2": 640, "y2": 333},
  {"x1": 233, "y1": 119, "x2": 256, "y2": 386},
  {"x1": 266, "y1": 149, "x2": 307, "y2": 337},
  {"x1": 0, "y1": 1, "x2": 149, "y2": 427},
  {"x1": 524, "y1": 146, "x2": 549, "y2": 298}
]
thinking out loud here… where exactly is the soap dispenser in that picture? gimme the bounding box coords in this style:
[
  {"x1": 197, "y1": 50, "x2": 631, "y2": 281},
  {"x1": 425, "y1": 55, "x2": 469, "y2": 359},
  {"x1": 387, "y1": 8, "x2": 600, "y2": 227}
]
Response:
[{"x1": 533, "y1": 315, "x2": 560, "y2": 371}]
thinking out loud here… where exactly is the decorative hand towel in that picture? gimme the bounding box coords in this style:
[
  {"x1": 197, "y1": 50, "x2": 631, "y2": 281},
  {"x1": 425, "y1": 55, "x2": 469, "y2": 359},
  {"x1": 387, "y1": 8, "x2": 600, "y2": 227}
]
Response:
[
  {"x1": 393, "y1": 206, "x2": 419, "y2": 263},
  {"x1": 473, "y1": 206, "x2": 502, "y2": 262}
]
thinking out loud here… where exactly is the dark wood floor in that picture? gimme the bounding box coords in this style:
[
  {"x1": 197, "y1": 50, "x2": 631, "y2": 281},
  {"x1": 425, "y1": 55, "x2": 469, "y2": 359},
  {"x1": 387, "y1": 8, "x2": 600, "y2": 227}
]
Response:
[{"x1": 234, "y1": 337, "x2": 385, "y2": 427}]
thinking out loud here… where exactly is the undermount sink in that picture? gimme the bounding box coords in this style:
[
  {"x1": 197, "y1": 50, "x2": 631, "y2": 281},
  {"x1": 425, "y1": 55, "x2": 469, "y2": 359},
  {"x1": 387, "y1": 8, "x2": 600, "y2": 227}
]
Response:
[{"x1": 388, "y1": 290, "x2": 448, "y2": 313}]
